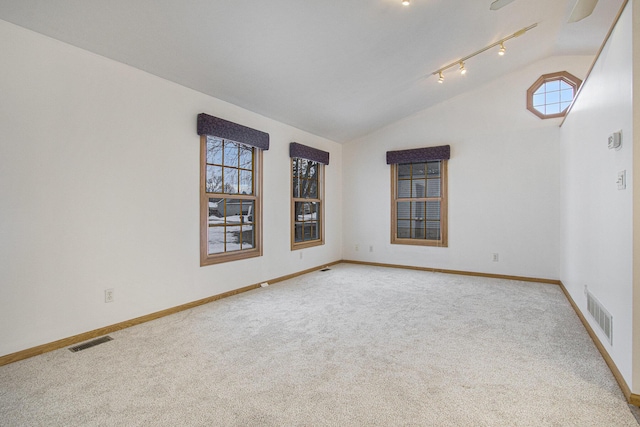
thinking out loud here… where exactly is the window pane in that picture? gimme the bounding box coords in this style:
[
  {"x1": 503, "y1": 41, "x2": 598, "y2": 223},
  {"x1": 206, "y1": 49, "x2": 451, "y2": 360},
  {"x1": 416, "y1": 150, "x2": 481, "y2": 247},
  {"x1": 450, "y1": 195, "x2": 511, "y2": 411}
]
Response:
[
  {"x1": 397, "y1": 202, "x2": 410, "y2": 219},
  {"x1": 397, "y1": 220, "x2": 410, "y2": 238},
  {"x1": 305, "y1": 222, "x2": 319, "y2": 240},
  {"x1": 301, "y1": 179, "x2": 318, "y2": 199},
  {"x1": 412, "y1": 220, "x2": 426, "y2": 239},
  {"x1": 426, "y1": 221, "x2": 441, "y2": 240},
  {"x1": 207, "y1": 198, "x2": 225, "y2": 255},
  {"x1": 398, "y1": 164, "x2": 411, "y2": 179},
  {"x1": 546, "y1": 103, "x2": 561, "y2": 114},
  {"x1": 412, "y1": 201, "x2": 426, "y2": 220},
  {"x1": 533, "y1": 93, "x2": 545, "y2": 107},
  {"x1": 427, "y1": 178, "x2": 440, "y2": 197},
  {"x1": 426, "y1": 161, "x2": 440, "y2": 177},
  {"x1": 546, "y1": 90, "x2": 560, "y2": 104},
  {"x1": 223, "y1": 167, "x2": 238, "y2": 194},
  {"x1": 206, "y1": 165, "x2": 223, "y2": 193},
  {"x1": 545, "y1": 80, "x2": 560, "y2": 91},
  {"x1": 560, "y1": 89, "x2": 573, "y2": 102},
  {"x1": 412, "y1": 163, "x2": 426, "y2": 179},
  {"x1": 398, "y1": 180, "x2": 411, "y2": 198},
  {"x1": 294, "y1": 223, "x2": 304, "y2": 242},
  {"x1": 307, "y1": 162, "x2": 318, "y2": 180},
  {"x1": 560, "y1": 80, "x2": 572, "y2": 90},
  {"x1": 293, "y1": 177, "x2": 300, "y2": 198},
  {"x1": 223, "y1": 142, "x2": 239, "y2": 167},
  {"x1": 239, "y1": 146, "x2": 252, "y2": 169},
  {"x1": 239, "y1": 169, "x2": 252, "y2": 195},
  {"x1": 412, "y1": 181, "x2": 425, "y2": 198},
  {"x1": 426, "y1": 201, "x2": 440, "y2": 220},
  {"x1": 560, "y1": 101, "x2": 571, "y2": 111},
  {"x1": 297, "y1": 159, "x2": 310, "y2": 178},
  {"x1": 206, "y1": 137, "x2": 223, "y2": 165},
  {"x1": 241, "y1": 225, "x2": 255, "y2": 249}
]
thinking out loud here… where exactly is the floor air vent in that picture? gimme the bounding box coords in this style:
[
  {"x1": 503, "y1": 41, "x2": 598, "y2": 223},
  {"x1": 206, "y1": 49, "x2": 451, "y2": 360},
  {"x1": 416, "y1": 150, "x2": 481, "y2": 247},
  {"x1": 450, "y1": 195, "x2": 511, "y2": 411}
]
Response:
[
  {"x1": 586, "y1": 292, "x2": 613, "y2": 345},
  {"x1": 320, "y1": 267, "x2": 331, "y2": 272},
  {"x1": 69, "y1": 336, "x2": 113, "y2": 353}
]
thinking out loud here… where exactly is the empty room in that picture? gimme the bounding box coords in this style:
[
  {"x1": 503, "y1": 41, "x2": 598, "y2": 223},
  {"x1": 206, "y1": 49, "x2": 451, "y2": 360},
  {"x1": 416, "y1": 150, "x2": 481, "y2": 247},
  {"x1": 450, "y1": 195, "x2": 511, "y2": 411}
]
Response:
[{"x1": 1, "y1": 0, "x2": 639, "y2": 425}]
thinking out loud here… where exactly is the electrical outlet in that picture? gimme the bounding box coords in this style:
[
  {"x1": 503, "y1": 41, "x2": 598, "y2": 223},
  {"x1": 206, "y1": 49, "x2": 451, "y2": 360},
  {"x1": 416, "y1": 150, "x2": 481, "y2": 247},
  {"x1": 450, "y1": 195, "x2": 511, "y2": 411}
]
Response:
[
  {"x1": 355, "y1": 244, "x2": 359, "y2": 251},
  {"x1": 492, "y1": 253, "x2": 499, "y2": 262},
  {"x1": 299, "y1": 251, "x2": 303, "y2": 259},
  {"x1": 369, "y1": 245, "x2": 373, "y2": 252},
  {"x1": 105, "y1": 289, "x2": 114, "y2": 303}
]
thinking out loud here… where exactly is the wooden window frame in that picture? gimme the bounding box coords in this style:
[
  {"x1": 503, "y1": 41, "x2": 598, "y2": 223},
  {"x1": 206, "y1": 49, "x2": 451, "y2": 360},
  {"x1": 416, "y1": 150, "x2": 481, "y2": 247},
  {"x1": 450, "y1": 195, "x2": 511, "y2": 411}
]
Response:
[
  {"x1": 390, "y1": 160, "x2": 448, "y2": 247},
  {"x1": 526, "y1": 71, "x2": 582, "y2": 119},
  {"x1": 200, "y1": 135, "x2": 263, "y2": 266},
  {"x1": 291, "y1": 157, "x2": 325, "y2": 250}
]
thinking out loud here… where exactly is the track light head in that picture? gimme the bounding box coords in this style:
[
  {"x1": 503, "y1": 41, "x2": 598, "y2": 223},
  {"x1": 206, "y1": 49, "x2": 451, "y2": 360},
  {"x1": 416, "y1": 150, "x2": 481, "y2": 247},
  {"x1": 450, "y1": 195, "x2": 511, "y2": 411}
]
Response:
[
  {"x1": 499, "y1": 42, "x2": 506, "y2": 56},
  {"x1": 438, "y1": 72, "x2": 444, "y2": 83},
  {"x1": 459, "y1": 62, "x2": 466, "y2": 75}
]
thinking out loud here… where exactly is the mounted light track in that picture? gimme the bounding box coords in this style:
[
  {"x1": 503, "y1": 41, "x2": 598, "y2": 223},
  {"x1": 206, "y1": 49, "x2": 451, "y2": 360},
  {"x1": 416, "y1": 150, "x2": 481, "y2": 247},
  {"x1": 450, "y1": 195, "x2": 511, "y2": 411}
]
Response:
[
  {"x1": 490, "y1": 0, "x2": 517, "y2": 10},
  {"x1": 431, "y1": 23, "x2": 537, "y2": 83}
]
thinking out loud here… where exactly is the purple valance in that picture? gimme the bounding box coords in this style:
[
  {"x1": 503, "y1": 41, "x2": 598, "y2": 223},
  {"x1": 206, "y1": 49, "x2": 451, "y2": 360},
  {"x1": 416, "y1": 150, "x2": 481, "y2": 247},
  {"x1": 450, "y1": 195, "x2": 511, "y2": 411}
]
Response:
[
  {"x1": 197, "y1": 113, "x2": 269, "y2": 150},
  {"x1": 290, "y1": 142, "x2": 330, "y2": 165},
  {"x1": 386, "y1": 145, "x2": 450, "y2": 164}
]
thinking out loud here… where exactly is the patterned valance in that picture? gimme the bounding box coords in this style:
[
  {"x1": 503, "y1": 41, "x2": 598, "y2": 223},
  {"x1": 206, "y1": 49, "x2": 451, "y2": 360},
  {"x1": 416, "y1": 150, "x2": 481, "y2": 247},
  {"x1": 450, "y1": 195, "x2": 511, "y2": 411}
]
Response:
[
  {"x1": 197, "y1": 113, "x2": 269, "y2": 150},
  {"x1": 386, "y1": 145, "x2": 450, "y2": 164},
  {"x1": 289, "y1": 142, "x2": 330, "y2": 165}
]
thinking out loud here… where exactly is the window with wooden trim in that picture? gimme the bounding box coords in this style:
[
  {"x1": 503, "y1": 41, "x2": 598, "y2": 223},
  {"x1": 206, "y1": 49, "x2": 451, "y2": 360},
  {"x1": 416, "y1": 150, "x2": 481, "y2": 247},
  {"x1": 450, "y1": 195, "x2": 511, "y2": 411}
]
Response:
[
  {"x1": 388, "y1": 145, "x2": 449, "y2": 247},
  {"x1": 526, "y1": 71, "x2": 582, "y2": 119},
  {"x1": 290, "y1": 142, "x2": 328, "y2": 250},
  {"x1": 198, "y1": 113, "x2": 268, "y2": 266}
]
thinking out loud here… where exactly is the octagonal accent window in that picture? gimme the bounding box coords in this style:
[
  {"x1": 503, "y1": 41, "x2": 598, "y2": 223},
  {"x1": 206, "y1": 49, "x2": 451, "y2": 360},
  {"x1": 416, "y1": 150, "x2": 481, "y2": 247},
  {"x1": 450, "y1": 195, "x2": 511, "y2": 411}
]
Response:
[{"x1": 527, "y1": 71, "x2": 582, "y2": 119}]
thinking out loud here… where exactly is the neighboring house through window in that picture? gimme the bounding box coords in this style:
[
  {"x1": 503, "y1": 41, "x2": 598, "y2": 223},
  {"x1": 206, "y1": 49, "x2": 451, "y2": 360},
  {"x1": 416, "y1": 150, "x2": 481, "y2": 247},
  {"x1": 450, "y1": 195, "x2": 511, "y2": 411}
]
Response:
[
  {"x1": 198, "y1": 113, "x2": 269, "y2": 266},
  {"x1": 387, "y1": 145, "x2": 450, "y2": 247},
  {"x1": 290, "y1": 142, "x2": 329, "y2": 250}
]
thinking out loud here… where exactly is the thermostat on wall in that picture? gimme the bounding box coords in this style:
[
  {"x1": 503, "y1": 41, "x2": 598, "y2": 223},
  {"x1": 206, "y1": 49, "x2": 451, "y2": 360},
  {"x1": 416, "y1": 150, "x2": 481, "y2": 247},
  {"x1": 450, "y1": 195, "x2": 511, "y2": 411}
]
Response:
[{"x1": 608, "y1": 131, "x2": 622, "y2": 150}]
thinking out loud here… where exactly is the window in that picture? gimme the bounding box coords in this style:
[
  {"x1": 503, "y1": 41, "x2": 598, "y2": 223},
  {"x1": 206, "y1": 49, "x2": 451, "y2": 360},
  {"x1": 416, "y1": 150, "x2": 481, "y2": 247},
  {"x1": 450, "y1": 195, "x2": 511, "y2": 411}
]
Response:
[
  {"x1": 290, "y1": 142, "x2": 329, "y2": 250},
  {"x1": 527, "y1": 71, "x2": 582, "y2": 119},
  {"x1": 387, "y1": 145, "x2": 449, "y2": 247},
  {"x1": 198, "y1": 113, "x2": 269, "y2": 266}
]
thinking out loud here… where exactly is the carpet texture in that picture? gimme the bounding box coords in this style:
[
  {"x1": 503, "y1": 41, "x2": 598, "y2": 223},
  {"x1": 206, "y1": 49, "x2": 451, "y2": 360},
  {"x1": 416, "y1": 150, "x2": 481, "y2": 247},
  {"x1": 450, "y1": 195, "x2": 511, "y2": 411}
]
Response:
[{"x1": 0, "y1": 263, "x2": 638, "y2": 426}]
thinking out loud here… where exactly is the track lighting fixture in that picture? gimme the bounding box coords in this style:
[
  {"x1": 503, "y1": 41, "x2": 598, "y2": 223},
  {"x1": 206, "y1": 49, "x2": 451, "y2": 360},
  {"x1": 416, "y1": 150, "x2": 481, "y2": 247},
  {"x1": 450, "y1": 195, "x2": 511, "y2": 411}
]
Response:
[
  {"x1": 402, "y1": 0, "x2": 410, "y2": 5},
  {"x1": 431, "y1": 23, "x2": 537, "y2": 83}
]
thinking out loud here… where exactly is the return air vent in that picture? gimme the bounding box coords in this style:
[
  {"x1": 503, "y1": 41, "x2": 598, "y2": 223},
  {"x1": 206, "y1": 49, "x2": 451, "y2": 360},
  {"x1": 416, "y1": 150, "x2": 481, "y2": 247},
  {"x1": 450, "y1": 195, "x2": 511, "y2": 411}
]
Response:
[
  {"x1": 69, "y1": 336, "x2": 113, "y2": 353},
  {"x1": 587, "y1": 292, "x2": 613, "y2": 345}
]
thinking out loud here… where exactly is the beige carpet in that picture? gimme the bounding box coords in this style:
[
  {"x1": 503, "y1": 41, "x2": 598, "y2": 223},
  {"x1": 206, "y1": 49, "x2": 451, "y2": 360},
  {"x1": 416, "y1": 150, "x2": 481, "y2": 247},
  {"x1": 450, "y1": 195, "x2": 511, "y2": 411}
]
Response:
[{"x1": 0, "y1": 263, "x2": 638, "y2": 426}]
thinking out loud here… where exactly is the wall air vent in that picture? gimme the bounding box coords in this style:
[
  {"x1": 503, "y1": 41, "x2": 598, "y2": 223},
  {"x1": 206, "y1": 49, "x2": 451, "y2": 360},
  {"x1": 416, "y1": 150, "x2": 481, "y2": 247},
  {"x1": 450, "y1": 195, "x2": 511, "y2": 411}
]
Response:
[
  {"x1": 586, "y1": 292, "x2": 613, "y2": 345},
  {"x1": 69, "y1": 336, "x2": 113, "y2": 353}
]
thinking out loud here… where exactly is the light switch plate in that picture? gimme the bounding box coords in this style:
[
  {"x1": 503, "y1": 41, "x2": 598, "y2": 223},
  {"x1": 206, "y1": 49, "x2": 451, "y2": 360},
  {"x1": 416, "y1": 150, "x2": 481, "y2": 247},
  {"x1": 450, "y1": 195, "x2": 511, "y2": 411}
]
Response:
[{"x1": 617, "y1": 170, "x2": 626, "y2": 190}]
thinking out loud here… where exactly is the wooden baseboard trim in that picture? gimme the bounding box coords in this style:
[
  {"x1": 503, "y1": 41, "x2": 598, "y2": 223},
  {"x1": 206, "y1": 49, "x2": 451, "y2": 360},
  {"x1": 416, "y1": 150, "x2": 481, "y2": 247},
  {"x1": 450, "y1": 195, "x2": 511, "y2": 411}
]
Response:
[
  {"x1": 341, "y1": 259, "x2": 561, "y2": 285},
  {"x1": 558, "y1": 281, "x2": 639, "y2": 407},
  {"x1": 0, "y1": 261, "x2": 341, "y2": 367}
]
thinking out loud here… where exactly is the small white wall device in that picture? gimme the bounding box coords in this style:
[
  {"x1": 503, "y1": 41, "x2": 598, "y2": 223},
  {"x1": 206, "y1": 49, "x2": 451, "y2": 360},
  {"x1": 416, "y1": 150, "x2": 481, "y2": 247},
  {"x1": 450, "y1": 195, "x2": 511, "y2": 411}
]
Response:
[{"x1": 608, "y1": 131, "x2": 622, "y2": 150}]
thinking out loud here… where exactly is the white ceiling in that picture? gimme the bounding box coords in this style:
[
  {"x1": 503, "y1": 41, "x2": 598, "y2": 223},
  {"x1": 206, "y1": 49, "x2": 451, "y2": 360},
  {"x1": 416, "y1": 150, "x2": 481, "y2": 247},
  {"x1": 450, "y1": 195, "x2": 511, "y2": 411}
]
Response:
[{"x1": 0, "y1": 0, "x2": 624, "y2": 143}]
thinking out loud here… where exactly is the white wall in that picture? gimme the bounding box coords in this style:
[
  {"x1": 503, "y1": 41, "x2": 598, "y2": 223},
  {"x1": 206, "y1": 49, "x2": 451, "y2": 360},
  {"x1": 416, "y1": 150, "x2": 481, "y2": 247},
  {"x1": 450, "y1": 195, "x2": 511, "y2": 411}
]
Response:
[
  {"x1": 0, "y1": 20, "x2": 343, "y2": 357},
  {"x1": 559, "y1": 2, "x2": 635, "y2": 391},
  {"x1": 343, "y1": 55, "x2": 592, "y2": 280}
]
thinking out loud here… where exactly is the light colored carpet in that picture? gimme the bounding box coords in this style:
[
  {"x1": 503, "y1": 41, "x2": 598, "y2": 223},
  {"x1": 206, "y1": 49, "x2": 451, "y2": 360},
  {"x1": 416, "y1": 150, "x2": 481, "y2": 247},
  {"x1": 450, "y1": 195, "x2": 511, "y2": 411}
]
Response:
[{"x1": 1, "y1": 263, "x2": 638, "y2": 426}]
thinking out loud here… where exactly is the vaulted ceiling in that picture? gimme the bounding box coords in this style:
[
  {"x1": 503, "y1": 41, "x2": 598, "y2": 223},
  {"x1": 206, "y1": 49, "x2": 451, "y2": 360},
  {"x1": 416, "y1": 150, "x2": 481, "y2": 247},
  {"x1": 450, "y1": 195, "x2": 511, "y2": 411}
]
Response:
[{"x1": 0, "y1": 0, "x2": 624, "y2": 142}]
